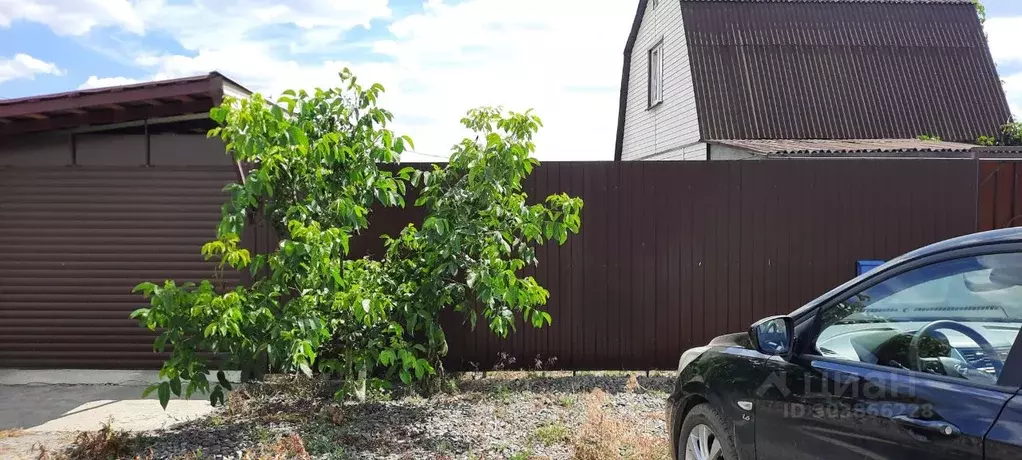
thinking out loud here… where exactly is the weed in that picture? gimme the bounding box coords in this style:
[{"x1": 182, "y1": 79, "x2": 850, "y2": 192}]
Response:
[
  {"x1": 570, "y1": 389, "x2": 670, "y2": 460},
  {"x1": 492, "y1": 352, "x2": 517, "y2": 371},
  {"x1": 39, "y1": 420, "x2": 137, "y2": 460},
  {"x1": 0, "y1": 428, "x2": 25, "y2": 439},
  {"x1": 490, "y1": 383, "x2": 512, "y2": 404},
  {"x1": 176, "y1": 448, "x2": 205, "y2": 459},
  {"x1": 208, "y1": 414, "x2": 225, "y2": 427},
  {"x1": 254, "y1": 426, "x2": 274, "y2": 445},
  {"x1": 531, "y1": 422, "x2": 570, "y2": 447},
  {"x1": 240, "y1": 433, "x2": 310, "y2": 460},
  {"x1": 507, "y1": 448, "x2": 534, "y2": 460},
  {"x1": 556, "y1": 395, "x2": 576, "y2": 408},
  {"x1": 624, "y1": 374, "x2": 641, "y2": 393},
  {"x1": 301, "y1": 419, "x2": 340, "y2": 457}
]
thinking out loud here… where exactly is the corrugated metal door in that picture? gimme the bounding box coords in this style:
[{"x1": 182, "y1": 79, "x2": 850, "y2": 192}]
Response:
[{"x1": 0, "y1": 166, "x2": 238, "y2": 368}]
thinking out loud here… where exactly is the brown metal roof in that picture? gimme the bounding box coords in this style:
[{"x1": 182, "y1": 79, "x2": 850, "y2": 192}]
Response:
[
  {"x1": 681, "y1": 0, "x2": 1011, "y2": 142},
  {"x1": 710, "y1": 138, "x2": 977, "y2": 156},
  {"x1": 0, "y1": 72, "x2": 251, "y2": 137}
]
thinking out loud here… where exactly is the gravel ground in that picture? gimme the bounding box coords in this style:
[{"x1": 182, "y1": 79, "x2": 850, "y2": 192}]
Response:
[
  {"x1": 19, "y1": 372, "x2": 675, "y2": 459},
  {"x1": 128, "y1": 371, "x2": 675, "y2": 460}
]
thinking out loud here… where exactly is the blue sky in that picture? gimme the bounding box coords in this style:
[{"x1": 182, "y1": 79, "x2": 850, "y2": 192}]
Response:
[{"x1": 1, "y1": 1, "x2": 1020, "y2": 160}]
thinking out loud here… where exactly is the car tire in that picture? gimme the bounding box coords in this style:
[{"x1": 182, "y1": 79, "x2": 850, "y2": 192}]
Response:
[{"x1": 678, "y1": 403, "x2": 738, "y2": 460}]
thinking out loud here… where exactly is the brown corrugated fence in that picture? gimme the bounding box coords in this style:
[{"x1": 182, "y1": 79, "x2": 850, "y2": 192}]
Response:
[
  {"x1": 0, "y1": 158, "x2": 1003, "y2": 370},
  {"x1": 0, "y1": 166, "x2": 241, "y2": 368},
  {"x1": 353, "y1": 160, "x2": 979, "y2": 370}
]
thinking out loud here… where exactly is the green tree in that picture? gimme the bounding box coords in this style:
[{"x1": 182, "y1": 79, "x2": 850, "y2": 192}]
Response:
[
  {"x1": 380, "y1": 107, "x2": 583, "y2": 388},
  {"x1": 131, "y1": 72, "x2": 582, "y2": 407}
]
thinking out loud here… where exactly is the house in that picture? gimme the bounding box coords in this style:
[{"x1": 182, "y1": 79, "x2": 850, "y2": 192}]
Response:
[
  {"x1": 614, "y1": 0, "x2": 1012, "y2": 161},
  {"x1": 0, "y1": 74, "x2": 252, "y2": 368}
]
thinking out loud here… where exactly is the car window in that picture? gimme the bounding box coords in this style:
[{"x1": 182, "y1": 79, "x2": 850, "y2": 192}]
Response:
[{"x1": 816, "y1": 252, "x2": 1022, "y2": 385}]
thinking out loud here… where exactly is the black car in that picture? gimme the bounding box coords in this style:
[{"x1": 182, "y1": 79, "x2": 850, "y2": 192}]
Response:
[{"x1": 667, "y1": 228, "x2": 1022, "y2": 460}]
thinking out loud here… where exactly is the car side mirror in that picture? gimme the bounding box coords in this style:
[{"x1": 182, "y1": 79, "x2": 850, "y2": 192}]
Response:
[{"x1": 749, "y1": 315, "x2": 794, "y2": 357}]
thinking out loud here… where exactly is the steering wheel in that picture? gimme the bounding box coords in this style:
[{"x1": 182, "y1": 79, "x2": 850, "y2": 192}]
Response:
[{"x1": 908, "y1": 320, "x2": 1003, "y2": 375}]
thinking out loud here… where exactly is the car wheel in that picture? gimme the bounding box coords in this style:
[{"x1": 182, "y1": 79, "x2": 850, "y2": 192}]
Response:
[{"x1": 679, "y1": 403, "x2": 737, "y2": 460}]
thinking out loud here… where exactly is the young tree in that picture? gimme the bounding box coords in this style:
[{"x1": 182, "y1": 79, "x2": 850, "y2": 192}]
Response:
[{"x1": 131, "y1": 71, "x2": 581, "y2": 407}]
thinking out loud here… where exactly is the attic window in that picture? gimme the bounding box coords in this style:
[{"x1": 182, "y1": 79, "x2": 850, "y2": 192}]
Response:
[{"x1": 648, "y1": 41, "x2": 664, "y2": 108}]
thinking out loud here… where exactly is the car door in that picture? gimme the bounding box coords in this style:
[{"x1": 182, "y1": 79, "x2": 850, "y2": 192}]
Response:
[
  {"x1": 984, "y1": 390, "x2": 1022, "y2": 460},
  {"x1": 754, "y1": 249, "x2": 1022, "y2": 460}
]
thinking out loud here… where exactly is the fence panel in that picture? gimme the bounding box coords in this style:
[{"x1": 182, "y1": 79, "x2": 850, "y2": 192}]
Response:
[
  {"x1": 346, "y1": 159, "x2": 978, "y2": 371},
  {"x1": 978, "y1": 160, "x2": 1022, "y2": 231}
]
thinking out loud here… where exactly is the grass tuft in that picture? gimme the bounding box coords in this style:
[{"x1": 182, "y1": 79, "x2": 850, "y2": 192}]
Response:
[
  {"x1": 570, "y1": 389, "x2": 669, "y2": 460},
  {"x1": 0, "y1": 428, "x2": 25, "y2": 439},
  {"x1": 34, "y1": 421, "x2": 143, "y2": 460},
  {"x1": 532, "y1": 422, "x2": 570, "y2": 447}
]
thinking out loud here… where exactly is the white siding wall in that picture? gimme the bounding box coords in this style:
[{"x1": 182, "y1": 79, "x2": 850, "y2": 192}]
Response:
[{"x1": 620, "y1": 0, "x2": 703, "y2": 161}]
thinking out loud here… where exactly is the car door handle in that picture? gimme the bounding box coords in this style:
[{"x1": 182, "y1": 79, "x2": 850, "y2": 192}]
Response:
[{"x1": 892, "y1": 415, "x2": 961, "y2": 436}]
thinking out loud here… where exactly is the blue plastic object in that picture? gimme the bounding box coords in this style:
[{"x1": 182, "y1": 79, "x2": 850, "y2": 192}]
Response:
[{"x1": 856, "y1": 260, "x2": 885, "y2": 276}]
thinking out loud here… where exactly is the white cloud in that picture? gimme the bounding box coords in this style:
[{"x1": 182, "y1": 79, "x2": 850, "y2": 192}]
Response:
[
  {"x1": 1002, "y1": 73, "x2": 1022, "y2": 118},
  {"x1": 986, "y1": 17, "x2": 1022, "y2": 64},
  {"x1": 0, "y1": 53, "x2": 64, "y2": 84},
  {"x1": 356, "y1": 0, "x2": 633, "y2": 160},
  {"x1": 131, "y1": 0, "x2": 390, "y2": 52},
  {"x1": 78, "y1": 75, "x2": 141, "y2": 89},
  {"x1": 0, "y1": 0, "x2": 143, "y2": 35},
  {"x1": 5, "y1": 0, "x2": 632, "y2": 160},
  {"x1": 986, "y1": 16, "x2": 1022, "y2": 117},
  {"x1": 118, "y1": 0, "x2": 632, "y2": 160}
]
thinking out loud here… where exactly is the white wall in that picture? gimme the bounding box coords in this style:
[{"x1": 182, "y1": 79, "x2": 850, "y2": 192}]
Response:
[{"x1": 620, "y1": 0, "x2": 703, "y2": 161}]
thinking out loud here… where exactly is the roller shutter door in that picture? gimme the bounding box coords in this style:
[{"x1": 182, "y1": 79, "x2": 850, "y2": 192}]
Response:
[{"x1": 0, "y1": 166, "x2": 239, "y2": 368}]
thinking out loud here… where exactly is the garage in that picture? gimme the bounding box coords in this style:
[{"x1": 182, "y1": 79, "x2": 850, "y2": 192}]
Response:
[{"x1": 0, "y1": 74, "x2": 251, "y2": 368}]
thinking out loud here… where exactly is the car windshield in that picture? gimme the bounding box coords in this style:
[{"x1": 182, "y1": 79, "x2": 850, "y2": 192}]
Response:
[
  {"x1": 830, "y1": 253, "x2": 1022, "y2": 325},
  {"x1": 816, "y1": 252, "x2": 1022, "y2": 383}
]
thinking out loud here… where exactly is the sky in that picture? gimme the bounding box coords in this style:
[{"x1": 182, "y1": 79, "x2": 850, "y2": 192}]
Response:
[{"x1": 0, "y1": 0, "x2": 1020, "y2": 162}]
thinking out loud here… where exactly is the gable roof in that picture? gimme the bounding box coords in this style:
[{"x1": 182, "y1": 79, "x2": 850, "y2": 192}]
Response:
[{"x1": 614, "y1": 0, "x2": 1011, "y2": 160}]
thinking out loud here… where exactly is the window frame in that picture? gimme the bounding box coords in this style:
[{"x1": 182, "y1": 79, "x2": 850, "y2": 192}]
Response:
[
  {"x1": 648, "y1": 39, "x2": 664, "y2": 109},
  {"x1": 799, "y1": 243, "x2": 1022, "y2": 389}
]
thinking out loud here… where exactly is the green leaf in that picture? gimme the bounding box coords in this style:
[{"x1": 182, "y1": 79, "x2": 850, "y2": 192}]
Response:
[
  {"x1": 298, "y1": 361, "x2": 313, "y2": 377},
  {"x1": 217, "y1": 370, "x2": 233, "y2": 391},
  {"x1": 158, "y1": 382, "x2": 170, "y2": 410},
  {"x1": 153, "y1": 334, "x2": 167, "y2": 352},
  {"x1": 399, "y1": 369, "x2": 412, "y2": 385},
  {"x1": 398, "y1": 167, "x2": 415, "y2": 180},
  {"x1": 210, "y1": 106, "x2": 228, "y2": 124},
  {"x1": 210, "y1": 386, "x2": 224, "y2": 407},
  {"x1": 303, "y1": 341, "x2": 316, "y2": 360},
  {"x1": 132, "y1": 282, "x2": 157, "y2": 297},
  {"x1": 142, "y1": 383, "x2": 160, "y2": 398},
  {"x1": 169, "y1": 377, "x2": 182, "y2": 397}
]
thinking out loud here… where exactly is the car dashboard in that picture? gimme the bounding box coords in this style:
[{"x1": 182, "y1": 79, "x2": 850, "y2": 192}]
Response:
[{"x1": 817, "y1": 322, "x2": 1018, "y2": 382}]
